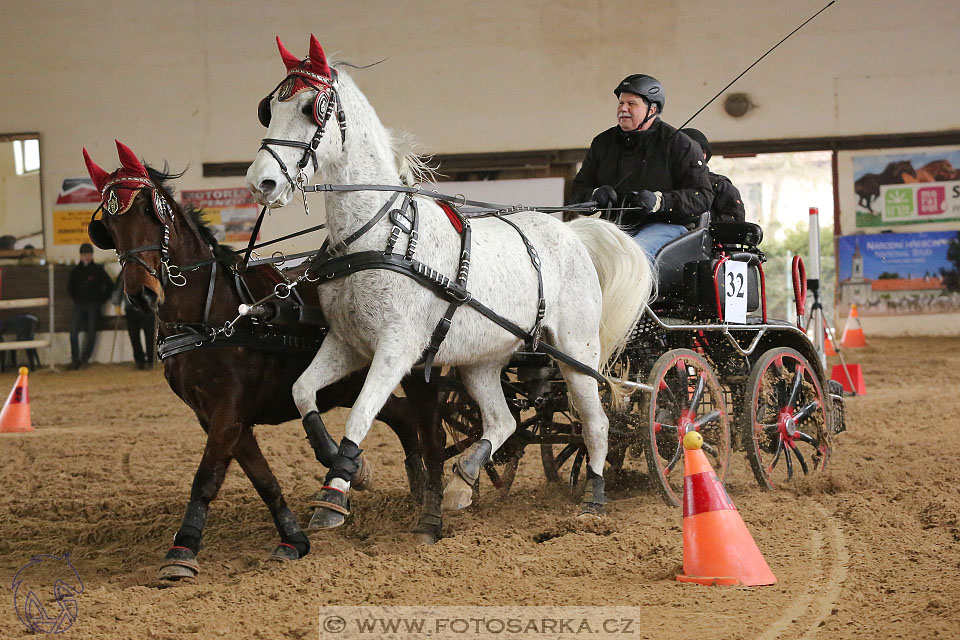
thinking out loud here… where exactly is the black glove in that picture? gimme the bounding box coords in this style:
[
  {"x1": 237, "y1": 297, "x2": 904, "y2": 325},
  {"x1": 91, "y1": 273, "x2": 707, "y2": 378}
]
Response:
[
  {"x1": 590, "y1": 185, "x2": 618, "y2": 209},
  {"x1": 624, "y1": 190, "x2": 662, "y2": 214}
]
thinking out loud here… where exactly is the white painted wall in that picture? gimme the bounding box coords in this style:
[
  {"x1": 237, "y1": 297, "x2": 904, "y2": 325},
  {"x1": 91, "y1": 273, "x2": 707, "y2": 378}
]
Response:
[{"x1": 1, "y1": 0, "x2": 958, "y2": 264}]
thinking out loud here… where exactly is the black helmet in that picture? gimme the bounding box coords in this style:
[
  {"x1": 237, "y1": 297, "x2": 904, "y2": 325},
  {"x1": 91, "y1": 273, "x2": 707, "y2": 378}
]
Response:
[
  {"x1": 614, "y1": 74, "x2": 665, "y2": 113},
  {"x1": 681, "y1": 127, "x2": 712, "y2": 162}
]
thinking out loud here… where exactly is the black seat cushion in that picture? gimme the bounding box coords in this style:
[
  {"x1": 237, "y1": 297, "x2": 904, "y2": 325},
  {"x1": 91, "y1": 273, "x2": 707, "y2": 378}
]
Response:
[
  {"x1": 710, "y1": 220, "x2": 763, "y2": 246},
  {"x1": 653, "y1": 228, "x2": 712, "y2": 300}
]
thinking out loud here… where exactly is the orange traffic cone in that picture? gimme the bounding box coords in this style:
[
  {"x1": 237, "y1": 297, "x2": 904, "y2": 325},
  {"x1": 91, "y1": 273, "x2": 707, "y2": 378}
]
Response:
[
  {"x1": 0, "y1": 367, "x2": 33, "y2": 433},
  {"x1": 840, "y1": 304, "x2": 867, "y2": 348},
  {"x1": 676, "y1": 431, "x2": 776, "y2": 586},
  {"x1": 824, "y1": 333, "x2": 837, "y2": 356}
]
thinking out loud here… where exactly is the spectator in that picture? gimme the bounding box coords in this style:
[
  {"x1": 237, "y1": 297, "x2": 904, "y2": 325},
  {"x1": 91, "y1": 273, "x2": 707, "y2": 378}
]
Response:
[
  {"x1": 112, "y1": 278, "x2": 156, "y2": 370},
  {"x1": 68, "y1": 243, "x2": 113, "y2": 369}
]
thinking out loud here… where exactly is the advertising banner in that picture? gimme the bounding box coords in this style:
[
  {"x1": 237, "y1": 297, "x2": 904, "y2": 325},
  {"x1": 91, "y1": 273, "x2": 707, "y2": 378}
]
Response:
[
  {"x1": 180, "y1": 188, "x2": 260, "y2": 243},
  {"x1": 852, "y1": 149, "x2": 960, "y2": 228},
  {"x1": 52, "y1": 178, "x2": 100, "y2": 245},
  {"x1": 836, "y1": 230, "x2": 960, "y2": 316}
]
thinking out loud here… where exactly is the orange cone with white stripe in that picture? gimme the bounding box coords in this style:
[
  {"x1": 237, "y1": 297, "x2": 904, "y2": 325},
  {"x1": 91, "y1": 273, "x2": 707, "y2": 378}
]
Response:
[
  {"x1": 0, "y1": 367, "x2": 33, "y2": 433},
  {"x1": 840, "y1": 303, "x2": 867, "y2": 348},
  {"x1": 676, "y1": 431, "x2": 775, "y2": 586}
]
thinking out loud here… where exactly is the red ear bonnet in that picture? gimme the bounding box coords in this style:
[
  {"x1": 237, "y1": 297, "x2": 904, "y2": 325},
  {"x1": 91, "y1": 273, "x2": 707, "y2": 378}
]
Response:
[
  {"x1": 83, "y1": 148, "x2": 109, "y2": 193},
  {"x1": 115, "y1": 140, "x2": 148, "y2": 178},
  {"x1": 276, "y1": 36, "x2": 302, "y2": 72},
  {"x1": 308, "y1": 34, "x2": 331, "y2": 79},
  {"x1": 83, "y1": 141, "x2": 153, "y2": 215}
]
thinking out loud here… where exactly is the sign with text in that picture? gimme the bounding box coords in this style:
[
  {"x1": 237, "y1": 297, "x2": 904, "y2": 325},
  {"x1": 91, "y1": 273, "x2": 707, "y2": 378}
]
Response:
[
  {"x1": 723, "y1": 260, "x2": 748, "y2": 324},
  {"x1": 181, "y1": 188, "x2": 260, "y2": 243},
  {"x1": 52, "y1": 178, "x2": 100, "y2": 245},
  {"x1": 852, "y1": 148, "x2": 960, "y2": 228}
]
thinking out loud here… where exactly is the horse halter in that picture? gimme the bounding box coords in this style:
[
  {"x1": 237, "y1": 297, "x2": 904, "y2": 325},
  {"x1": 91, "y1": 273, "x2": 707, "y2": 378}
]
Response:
[
  {"x1": 258, "y1": 66, "x2": 347, "y2": 191},
  {"x1": 88, "y1": 181, "x2": 186, "y2": 288}
]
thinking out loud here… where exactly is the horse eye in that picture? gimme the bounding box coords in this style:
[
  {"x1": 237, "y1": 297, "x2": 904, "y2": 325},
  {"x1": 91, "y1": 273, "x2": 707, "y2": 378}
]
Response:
[{"x1": 301, "y1": 102, "x2": 314, "y2": 117}]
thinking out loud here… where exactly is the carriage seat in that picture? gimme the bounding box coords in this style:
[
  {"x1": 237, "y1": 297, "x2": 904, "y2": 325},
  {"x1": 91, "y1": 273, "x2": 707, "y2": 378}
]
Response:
[
  {"x1": 709, "y1": 220, "x2": 763, "y2": 247},
  {"x1": 652, "y1": 212, "x2": 712, "y2": 299}
]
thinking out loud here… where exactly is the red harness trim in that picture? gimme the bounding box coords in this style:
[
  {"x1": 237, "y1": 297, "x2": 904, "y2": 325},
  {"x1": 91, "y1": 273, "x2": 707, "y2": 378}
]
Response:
[{"x1": 438, "y1": 200, "x2": 464, "y2": 233}]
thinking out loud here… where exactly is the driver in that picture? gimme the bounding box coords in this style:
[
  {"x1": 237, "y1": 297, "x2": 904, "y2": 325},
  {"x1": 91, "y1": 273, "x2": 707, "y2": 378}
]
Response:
[{"x1": 571, "y1": 74, "x2": 713, "y2": 257}]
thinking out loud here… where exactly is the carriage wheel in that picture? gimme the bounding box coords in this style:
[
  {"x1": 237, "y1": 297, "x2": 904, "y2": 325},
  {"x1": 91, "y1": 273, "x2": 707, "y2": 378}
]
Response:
[
  {"x1": 540, "y1": 440, "x2": 587, "y2": 492},
  {"x1": 740, "y1": 347, "x2": 832, "y2": 490},
  {"x1": 438, "y1": 383, "x2": 524, "y2": 495},
  {"x1": 641, "y1": 349, "x2": 731, "y2": 507}
]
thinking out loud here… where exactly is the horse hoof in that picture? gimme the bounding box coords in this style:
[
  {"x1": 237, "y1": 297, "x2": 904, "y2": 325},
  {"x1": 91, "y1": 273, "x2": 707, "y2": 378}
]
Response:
[
  {"x1": 308, "y1": 507, "x2": 346, "y2": 530},
  {"x1": 158, "y1": 547, "x2": 200, "y2": 581},
  {"x1": 351, "y1": 455, "x2": 373, "y2": 492},
  {"x1": 267, "y1": 542, "x2": 300, "y2": 562},
  {"x1": 413, "y1": 531, "x2": 439, "y2": 545},
  {"x1": 306, "y1": 487, "x2": 350, "y2": 530},
  {"x1": 441, "y1": 475, "x2": 473, "y2": 511},
  {"x1": 578, "y1": 502, "x2": 606, "y2": 518}
]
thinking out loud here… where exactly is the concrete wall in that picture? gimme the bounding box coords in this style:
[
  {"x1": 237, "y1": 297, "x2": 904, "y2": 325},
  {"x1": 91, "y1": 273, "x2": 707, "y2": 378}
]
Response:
[{"x1": 1, "y1": 0, "x2": 958, "y2": 265}]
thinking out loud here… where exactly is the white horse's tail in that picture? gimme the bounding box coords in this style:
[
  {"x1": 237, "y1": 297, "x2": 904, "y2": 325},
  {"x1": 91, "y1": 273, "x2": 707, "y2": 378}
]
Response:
[{"x1": 567, "y1": 217, "x2": 654, "y2": 372}]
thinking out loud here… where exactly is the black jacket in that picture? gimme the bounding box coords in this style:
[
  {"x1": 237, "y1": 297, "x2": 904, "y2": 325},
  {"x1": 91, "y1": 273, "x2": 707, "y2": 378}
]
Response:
[
  {"x1": 68, "y1": 261, "x2": 113, "y2": 305},
  {"x1": 571, "y1": 119, "x2": 714, "y2": 228},
  {"x1": 709, "y1": 171, "x2": 746, "y2": 222}
]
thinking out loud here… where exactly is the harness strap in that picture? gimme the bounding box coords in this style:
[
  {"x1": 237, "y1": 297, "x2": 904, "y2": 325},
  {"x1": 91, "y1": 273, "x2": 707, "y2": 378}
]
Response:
[
  {"x1": 493, "y1": 216, "x2": 546, "y2": 350},
  {"x1": 242, "y1": 206, "x2": 270, "y2": 268},
  {"x1": 158, "y1": 329, "x2": 322, "y2": 360},
  {"x1": 420, "y1": 219, "x2": 472, "y2": 382},
  {"x1": 306, "y1": 251, "x2": 607, "y2": 386},
  {"x1": 203, "y1": 261, "x2": 217, "y2": 324},
  {"x1": 329, "y1": 191, "x2": 401, "y2": 255}
]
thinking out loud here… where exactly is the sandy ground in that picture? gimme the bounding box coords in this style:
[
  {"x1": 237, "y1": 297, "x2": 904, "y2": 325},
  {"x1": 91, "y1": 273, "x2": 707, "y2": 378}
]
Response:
[{"x1": 1, "y1": 336, "x2": 959, "y2": 639}]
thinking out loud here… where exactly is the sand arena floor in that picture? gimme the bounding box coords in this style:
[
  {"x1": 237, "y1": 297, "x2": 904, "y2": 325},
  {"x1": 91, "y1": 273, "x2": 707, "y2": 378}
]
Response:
[{"x1": 1, "y1": 336, "x2": 958, "y2": 639}]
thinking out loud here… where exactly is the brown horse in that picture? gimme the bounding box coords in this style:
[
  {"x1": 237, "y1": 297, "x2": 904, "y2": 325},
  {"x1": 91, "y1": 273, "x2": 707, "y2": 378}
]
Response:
[
  {"x1": 906, "y1": 159, "x2": 960, "y2": 183},
  {"x1": 82, "y1": 142, "x2": 449, "y2": 581}
]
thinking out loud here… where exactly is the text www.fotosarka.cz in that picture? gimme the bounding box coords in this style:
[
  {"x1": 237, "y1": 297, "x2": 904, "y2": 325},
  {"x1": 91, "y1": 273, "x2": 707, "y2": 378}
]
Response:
[{"x1": 318, "y1": 606, "x2": 644, "y2": 639}]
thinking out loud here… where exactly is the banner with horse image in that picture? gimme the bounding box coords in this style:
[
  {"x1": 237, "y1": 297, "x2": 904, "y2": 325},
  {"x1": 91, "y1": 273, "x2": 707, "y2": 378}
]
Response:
[
  {"x1": 180, "y1": 188, "x2": 260, "y2": 244},
  {"x1": 836, "y1": 230, "x2": 960, "y2": 316},
  {"x1": 852, "y1": 149, "x2": 960, "y2": 228}
]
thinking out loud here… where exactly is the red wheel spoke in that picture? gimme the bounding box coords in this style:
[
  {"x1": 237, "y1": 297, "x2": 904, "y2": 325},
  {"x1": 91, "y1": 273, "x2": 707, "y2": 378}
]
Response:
[
  {"x1": 767, "y1": 436, "x2": 783, "y2": 471},
  {"x1": 789, "y1": 440, "x2": 810, "y2": 474},
  {"x1": 688, "y1": 373, "x2": 707, "y2": 414},
  {"x1": 663, "y1": 441, "x2": 683, "y2": 473},
  {"x1": 794, "y1": 430, "x2": 819, "y2": 448},
  {"x1": 692, "y1": 409, "x2": 721, "y2": 430},
  {"x1": 787, "y1": 364, "x2": 804, "y2": 408},
  {"x1": 675, "y1": 361, "x2": 690, "y2": 410},
  {"x1": 794, "y1": 400, "x2": 820, "y2": 423}
]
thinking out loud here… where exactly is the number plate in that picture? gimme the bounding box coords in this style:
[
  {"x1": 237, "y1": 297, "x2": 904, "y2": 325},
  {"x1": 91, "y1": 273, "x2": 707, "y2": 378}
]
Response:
[{"x1": 724, "y1": 261, "x2": 748, "y2": 324}]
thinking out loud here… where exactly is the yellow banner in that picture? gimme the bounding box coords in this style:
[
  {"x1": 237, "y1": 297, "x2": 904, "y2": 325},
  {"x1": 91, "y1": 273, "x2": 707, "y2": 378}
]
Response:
[{"x1": 53, "y1": 209, "x2": 96, "y2": 245}]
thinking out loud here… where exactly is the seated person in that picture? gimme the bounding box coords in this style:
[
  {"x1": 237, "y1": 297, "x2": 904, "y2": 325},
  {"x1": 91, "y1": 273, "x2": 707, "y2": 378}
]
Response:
[
  {"x1": 0, "y1": 314, "x2": 41, "y2": 371},
  {"x1": 680, "y1": 128, "x2": 746, "y2": 223},
  {"x1": 571, "y1": 74, "x2": 714, "y2": 258}
]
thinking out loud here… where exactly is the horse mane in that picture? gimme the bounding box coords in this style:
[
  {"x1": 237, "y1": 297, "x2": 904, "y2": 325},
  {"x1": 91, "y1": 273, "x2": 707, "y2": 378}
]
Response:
[
  {"x1": 332, "y1": 62, "x2": 439, "y2": 186},
  {"x1": 389, "y1": 130, "x2": 440, "y2": 186},
  {"x1": 145, "y1": 165, "x2": 238, "y2": 264}
]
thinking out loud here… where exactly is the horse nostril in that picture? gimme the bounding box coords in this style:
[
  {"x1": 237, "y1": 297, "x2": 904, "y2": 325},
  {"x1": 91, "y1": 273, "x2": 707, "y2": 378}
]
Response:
[{"x1": 259, "y1": 179, "x2": 277, "y2": 195}]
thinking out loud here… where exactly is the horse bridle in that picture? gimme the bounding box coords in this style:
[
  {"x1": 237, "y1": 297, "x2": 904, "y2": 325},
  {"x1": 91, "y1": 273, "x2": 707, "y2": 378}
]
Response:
[
  {"x1": 258, "y1": 67, "x2": 347, "y2": 192},
  {"x1": 88, "y1": 182, "x2": 187, "y2": 289}
]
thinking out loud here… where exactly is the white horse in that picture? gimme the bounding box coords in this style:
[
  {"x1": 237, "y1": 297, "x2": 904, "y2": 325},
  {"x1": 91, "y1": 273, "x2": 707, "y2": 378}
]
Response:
[{"x1": 244, "y1": 35, "x2": 653, "y2": 526}]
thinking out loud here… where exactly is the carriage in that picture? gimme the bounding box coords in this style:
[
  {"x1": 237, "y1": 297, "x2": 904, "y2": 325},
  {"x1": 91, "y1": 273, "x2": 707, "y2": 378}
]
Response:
[{"x1": 423, "y1": 211, "x2": 847, "y2": 507}]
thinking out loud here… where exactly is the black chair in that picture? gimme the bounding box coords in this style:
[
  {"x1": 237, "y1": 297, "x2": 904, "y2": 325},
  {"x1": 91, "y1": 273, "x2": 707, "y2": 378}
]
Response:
[{"x1": 0, "y1": 314, "x2": 41, "y2": 371}]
